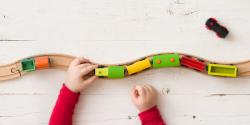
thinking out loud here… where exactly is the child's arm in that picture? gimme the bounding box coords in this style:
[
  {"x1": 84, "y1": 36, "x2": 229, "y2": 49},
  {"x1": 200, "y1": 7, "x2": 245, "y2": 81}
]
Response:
[
  {"x1": 49, "y1": 84, "x2": 80, "y2": 125},
  {"x1": 131, "y1": 84, "x2": 166, "y2": 125},
  {"x1": 49, "y1": 57, "x2": 98, "y2": 125}
]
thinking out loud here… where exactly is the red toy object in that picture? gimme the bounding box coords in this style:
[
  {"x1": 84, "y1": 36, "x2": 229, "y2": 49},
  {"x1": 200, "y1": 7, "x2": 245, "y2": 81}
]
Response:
[
  {"x1": 205, "y1": 18, "x2": 217, "y2": 30},
  {"x1": 181, "y1": 56, "x2": 206, "y2": 71},
  {"x1": 205, "y1": 17, "x2": 229, "y2": 38}
]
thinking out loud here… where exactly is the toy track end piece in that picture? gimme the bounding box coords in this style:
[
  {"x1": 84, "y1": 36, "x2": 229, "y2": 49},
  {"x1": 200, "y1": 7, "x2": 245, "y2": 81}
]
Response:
[
  {"x1": 205, "y1": 18, "x2": 229, "y2": 38},
  {"x1": 208, "y1": 64, "x2": 237, "y2": 77}
]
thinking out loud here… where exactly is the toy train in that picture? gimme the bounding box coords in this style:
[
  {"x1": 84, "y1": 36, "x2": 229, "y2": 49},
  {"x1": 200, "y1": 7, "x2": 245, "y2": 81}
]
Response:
[
  {"x1": 18, "y1": 54, "x2": 238, "y2": 78},
  {"x1": 21, "y1": 56, "x2": 50, "y2": 72},
  {"x1": 95, "y1": 53, "x2": 238, "y2": 78}
]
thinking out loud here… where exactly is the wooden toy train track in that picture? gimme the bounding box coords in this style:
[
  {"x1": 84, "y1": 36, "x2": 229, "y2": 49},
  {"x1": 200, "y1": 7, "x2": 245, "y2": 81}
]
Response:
[{"x1": 1, "y1": 53, "x2": 250, "y2": 81}]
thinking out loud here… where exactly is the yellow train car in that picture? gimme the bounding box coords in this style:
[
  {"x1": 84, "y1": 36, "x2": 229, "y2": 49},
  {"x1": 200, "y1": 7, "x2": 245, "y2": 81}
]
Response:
[
  {"x1": 126, "y1": 58, "x2": 151, "y2": 75},
  {"x1": 95, "y1": 68, "x2": 108, "y2": 77}
]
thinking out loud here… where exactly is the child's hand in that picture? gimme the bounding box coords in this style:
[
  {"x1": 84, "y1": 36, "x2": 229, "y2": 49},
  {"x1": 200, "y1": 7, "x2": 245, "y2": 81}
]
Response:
[
  {"x1": 131, "y1": 84, "x2": 157, "y2": 112},
  {"x1": 65, "y1": 57, "x2": 98, "y2": 93}
]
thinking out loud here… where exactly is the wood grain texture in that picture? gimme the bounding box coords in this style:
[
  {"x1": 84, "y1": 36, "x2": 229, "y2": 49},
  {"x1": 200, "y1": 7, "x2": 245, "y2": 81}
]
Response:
[{"x1": 1, "y1": 0, "x2": 250, "y2": 125}]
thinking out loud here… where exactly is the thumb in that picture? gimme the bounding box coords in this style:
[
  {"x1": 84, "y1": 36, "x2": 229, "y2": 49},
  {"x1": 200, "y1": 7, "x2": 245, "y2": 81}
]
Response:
[
  {"x1": 80, "y1": 76, "x2": 98, "y2": 89},
  {"x1": 131, "y1": 87, "x2": 138, "y2": 102}
]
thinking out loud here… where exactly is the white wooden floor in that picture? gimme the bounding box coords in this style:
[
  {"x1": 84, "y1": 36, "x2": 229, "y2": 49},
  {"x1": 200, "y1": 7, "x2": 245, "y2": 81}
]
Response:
[{"x1": 1, "y1": 0, "x2": 250, "y2": 125}]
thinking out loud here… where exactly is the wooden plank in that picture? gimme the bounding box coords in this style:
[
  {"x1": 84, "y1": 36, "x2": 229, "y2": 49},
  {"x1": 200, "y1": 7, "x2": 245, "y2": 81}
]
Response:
[{"x1": 1, "y1": 0, "x2": 250, "y2": 125}]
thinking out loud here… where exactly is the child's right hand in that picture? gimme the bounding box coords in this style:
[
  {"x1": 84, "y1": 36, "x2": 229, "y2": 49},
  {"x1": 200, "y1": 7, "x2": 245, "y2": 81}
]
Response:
[
  {"x1": 131, "y1": 84, "x2": 157, "y2": 112},
  {"x1": 65, "y1": 57, "x2": 98, "y2": 93}
]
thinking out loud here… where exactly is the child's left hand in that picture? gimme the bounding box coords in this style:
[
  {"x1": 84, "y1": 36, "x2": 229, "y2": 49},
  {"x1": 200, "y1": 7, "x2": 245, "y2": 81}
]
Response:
[
  {"x1": 131, "y1": 84, "x2": 157, "y2": 112},
  {"x1": 65, "y1": 57, "x2": 98, "y2": 93}
]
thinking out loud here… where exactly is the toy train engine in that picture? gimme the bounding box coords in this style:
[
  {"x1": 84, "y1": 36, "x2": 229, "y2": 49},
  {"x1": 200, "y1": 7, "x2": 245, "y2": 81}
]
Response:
[{"x1": 95, "y1": 66, "x2": 125, "y2": 78}]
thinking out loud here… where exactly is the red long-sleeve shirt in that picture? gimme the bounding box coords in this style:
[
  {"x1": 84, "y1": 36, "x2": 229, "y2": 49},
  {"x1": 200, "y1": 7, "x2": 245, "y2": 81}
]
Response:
[{"x1": 49, "y1": 84, "x2": 166, "y2": 125}]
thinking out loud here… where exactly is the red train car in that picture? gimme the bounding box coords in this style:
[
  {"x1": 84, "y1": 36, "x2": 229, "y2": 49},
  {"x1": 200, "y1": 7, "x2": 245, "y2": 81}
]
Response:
[{"x1": 180, "y1": 56, "x2": 206, "y2": 71}]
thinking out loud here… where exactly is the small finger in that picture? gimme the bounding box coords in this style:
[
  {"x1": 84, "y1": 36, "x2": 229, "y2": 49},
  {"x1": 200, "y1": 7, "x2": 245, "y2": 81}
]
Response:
[
  {"x1": 70, "y1": 57, "x2": 90, "y2": 66},
  {"x1": 131, "y1": 87, "x2": 138, "y2": 97},
  {"x1": 135, "y1": 85, "x2": 145, "y2": 96},
  {"x1": 80, "y1": 65, "x2": 98, "y2": 76},
  {"x1": 77, "y1": 63, "x2": 91, "y2": 69},
  {"x1": 131, "y1": 87, "x2": 138, "y2": 101},
  {"x1": 144, "y1": 84, "x2": 153, "y2": 93}
]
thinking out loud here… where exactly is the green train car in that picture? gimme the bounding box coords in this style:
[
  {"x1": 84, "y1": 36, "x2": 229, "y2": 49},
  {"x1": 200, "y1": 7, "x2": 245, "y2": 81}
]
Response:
[{"x1": 95, "y1": 66, "x2": 125, "y2": 78}]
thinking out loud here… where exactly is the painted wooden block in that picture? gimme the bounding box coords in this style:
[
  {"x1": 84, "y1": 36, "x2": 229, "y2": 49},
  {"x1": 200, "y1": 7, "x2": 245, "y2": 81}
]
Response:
[
  {"x1": 152, "y1": 54, "x2": 180, "y2": 68},
  {"x1": 180, "y1": 56, "x2": 206, "y2": 71},
  {"x1": 108, "y1": 66, "x2": 124, "y2": 78},
  {"x1": 126, "y1": 58, "x2": 151, "y2": 75},
  {"x1": 208, "y1": 64, "x2": 237, "y2": 77},
  {"x1": 95, "y1": 68, "x2": 108, "y2": 77},
  {"x1": 21, "y1": 58, "x2": 35, "y2": 72},
  {"x1": 35, "y1": 56, "x2": 50, "y2": 69}
]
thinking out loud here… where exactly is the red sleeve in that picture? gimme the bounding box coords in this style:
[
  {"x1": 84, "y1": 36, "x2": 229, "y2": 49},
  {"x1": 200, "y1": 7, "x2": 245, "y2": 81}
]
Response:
[
  {"x1": 49, "y1": 84, "x2": 80, "y2": 125},
  {"x1": 139, "y1": 106, "x2": 166, "y2": 125}
]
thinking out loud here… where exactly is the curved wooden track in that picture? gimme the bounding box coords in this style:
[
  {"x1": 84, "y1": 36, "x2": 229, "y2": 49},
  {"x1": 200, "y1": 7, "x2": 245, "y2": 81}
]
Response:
[
  {"x1": 1, "y1": 53, "x2": 250, "y2": 81},
  {"x1": 0, "y1": 54, "x2": 75, "y2": 81}
]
